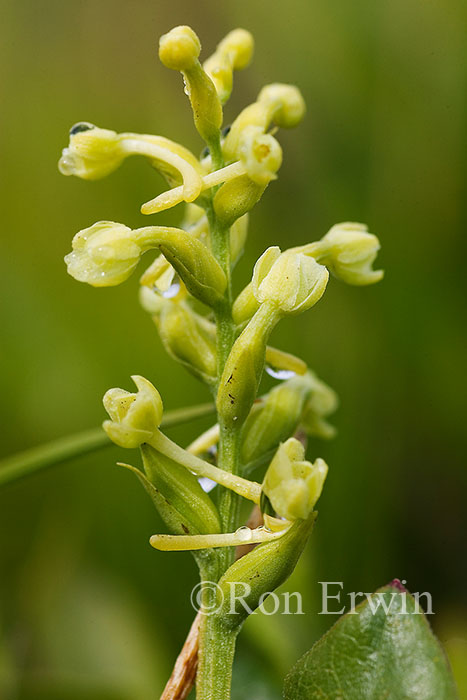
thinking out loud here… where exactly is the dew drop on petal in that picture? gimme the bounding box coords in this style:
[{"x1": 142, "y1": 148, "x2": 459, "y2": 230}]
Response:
[
  {"x1": 235, "y1": 526, "x2": 253, "y2": 542},
  {"x1": 58, "y1": 150, "x2": 77, "y2": 176},
  {"x1": 265, "y1": 365, "x2": 296, "y2": 381}
]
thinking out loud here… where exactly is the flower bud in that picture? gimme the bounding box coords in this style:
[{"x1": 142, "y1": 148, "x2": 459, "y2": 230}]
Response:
[
  {"x1": 159, "y1": 25, "x2": 201, "y2": 70},
  {"x1": 157, "y1": 302, "x2": 217, "y2": 382},
  {"x1": 65, "y1": 221, "x2": 143, "y2": 287},
  {"x1": 159, "y1": 26, "x2": 223, "y2": 144},
  {"x1": 262, "y1": 438, "x2": 328, "y2": 520},
  {"x1": 216, "y1": 514, "x2": 316, "y2": 628},
  {"x1": 316, "y1": 222, "x2": 383, "y2": 285},
  {"x1": 252, "y1": 246, "x2": 329, "y2": 315},
  {"x1": 103, "y1": 375, "x2": 163, "y2": 448},
  {"x1": 216, "y1": 304, "x2": 279, "y2": 427},
  {"x1": 257, "y1": 83, "x2": 306, "y2": 128},
  {"x1": 301, "y1": 371, "x2": 339, "y2": 439},
  {"x1": 223, "y1": 83, "x2": 305, "y2": 161},
  {"x1": 240, "y1": 375, "x2": 314, "y2": 464},
  {"x1": 204, "y1": 28, "x2": 254, "y2": 103},
  {"x1": 58, "y1": 123, "x2": 125, "y2": 180},
  {"x1": 213, "y1": 174, "x2": 267, "y2": 228}
]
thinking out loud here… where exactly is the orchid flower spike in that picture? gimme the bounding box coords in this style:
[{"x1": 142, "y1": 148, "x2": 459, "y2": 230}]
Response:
[{"x1": 204, "y1": 28, "x2": 254, "y2": 104}]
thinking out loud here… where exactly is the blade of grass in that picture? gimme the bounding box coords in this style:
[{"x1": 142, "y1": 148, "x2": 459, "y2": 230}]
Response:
[{"x1": 0, "y1": 402, "x2": 215, "y2": 487}]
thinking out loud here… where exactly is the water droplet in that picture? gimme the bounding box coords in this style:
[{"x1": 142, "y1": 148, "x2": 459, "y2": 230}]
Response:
[
  {"x1": 69, "y1": 121, "x2": 95, "y2": 135},
  {"x1": 198, "y1": 477, "x2": 217, "y2": 493},
  {"x1": 161, "y1": 279, "x2": 181, "y2": 298},
  {"x1": 265, "y1": 365, "x2": 296, "y2": 381},
  {"x1": 235, "y1": 526, "x2": 253, "y2": 543},
  {"x1": 58, "y1": 150, "x2": 77, "y2": 176}
]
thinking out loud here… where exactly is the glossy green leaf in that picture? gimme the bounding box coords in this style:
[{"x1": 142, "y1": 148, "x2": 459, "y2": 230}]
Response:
[{"x1": 284, "y1": 582, "x2": 458, "y2": 700}]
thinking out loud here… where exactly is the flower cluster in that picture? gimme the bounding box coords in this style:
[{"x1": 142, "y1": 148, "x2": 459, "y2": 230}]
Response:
[{"x1": 60, "y1": 24, "x2": 383, "y2": 650}]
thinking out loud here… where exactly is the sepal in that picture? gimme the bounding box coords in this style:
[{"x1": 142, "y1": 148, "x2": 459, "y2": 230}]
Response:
[{"x1": 139, "y1": 444, "x2": 221, "y2": 536}]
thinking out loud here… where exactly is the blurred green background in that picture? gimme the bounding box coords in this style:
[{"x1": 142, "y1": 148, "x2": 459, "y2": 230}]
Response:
[{"x1": 1, "y1": 0, "x2": 466, "y2": 698}]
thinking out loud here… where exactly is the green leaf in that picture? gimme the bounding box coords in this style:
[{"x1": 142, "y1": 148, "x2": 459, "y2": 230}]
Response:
[
  {"x1": 0, "y1": 402, "x2": 214, "y2": 487},
  {"x1": 284, "y1": 582, "x2": 458, "y2": 700}
]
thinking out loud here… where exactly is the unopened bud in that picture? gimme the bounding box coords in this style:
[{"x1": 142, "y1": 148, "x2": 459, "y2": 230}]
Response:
[
  {"x1": 213, "y1": 174, "x2": 267, "y2": 228},
  {"x1": 257, "y1": 83, "x2": 306, "y2": 128},
  {"x1": 253, "y1": 246, "x2": 329, "y2": 315},
  {"x1": 159, "y1": 25, "x2": 223, "y2": 144},
  {"x1": 157, "y1": 302, "x2": 217, "y2": 382},
  {"x1": 217, "y1": 303, "x2": 279, "y2": 427},
  {"x1": 223, "y1": 83, "x2": 305, "y2": 161},
  {"x1": 204, "y1": 28, "x2": 254, "y2": 103},
  {"x1": 241, "y1": 374, "x2": 313, "y2": 464}
]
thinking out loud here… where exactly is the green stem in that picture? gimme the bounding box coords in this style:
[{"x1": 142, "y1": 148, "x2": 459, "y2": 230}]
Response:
[
  {"x1": 197, "y1": 554, "x2": 238, "y2": 700},
  {"x1": 197, "y1": 614, "x2": 238, "y2": 700},
  {"x1": 195, "y1": 132, "x2": 243, "y2": 700},
  {"x1": 0, "y1": 402, "x2": 215, "y2": 487}
]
